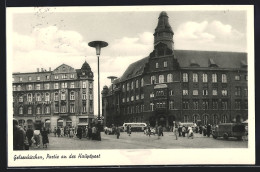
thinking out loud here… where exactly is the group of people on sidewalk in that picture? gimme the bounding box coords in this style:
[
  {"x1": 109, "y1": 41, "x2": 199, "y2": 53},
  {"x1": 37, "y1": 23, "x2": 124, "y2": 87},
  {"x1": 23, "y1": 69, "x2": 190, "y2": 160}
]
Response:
[{"x1": 13, "y1": 118, "x2": 49, "y2": 150}]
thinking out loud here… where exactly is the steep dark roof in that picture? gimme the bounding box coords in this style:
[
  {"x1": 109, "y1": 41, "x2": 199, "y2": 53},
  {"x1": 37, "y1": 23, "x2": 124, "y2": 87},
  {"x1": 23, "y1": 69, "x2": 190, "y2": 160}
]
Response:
[
  {"x1": 120, "y1": 56, "x2": 149, "y2": 81},
  {"x1": 81, "y1": 61, "x2": 91, "y2": 71},
  {"x1": 120, "y1": 50, "x2": 247, "y2": 82}
]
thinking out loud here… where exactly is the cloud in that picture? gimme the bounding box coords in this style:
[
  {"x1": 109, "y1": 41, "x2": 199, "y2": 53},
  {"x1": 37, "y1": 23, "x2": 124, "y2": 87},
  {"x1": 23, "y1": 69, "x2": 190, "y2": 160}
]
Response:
[{"x1": 175, "y1": 20, "x2": 246, "y2": 52}]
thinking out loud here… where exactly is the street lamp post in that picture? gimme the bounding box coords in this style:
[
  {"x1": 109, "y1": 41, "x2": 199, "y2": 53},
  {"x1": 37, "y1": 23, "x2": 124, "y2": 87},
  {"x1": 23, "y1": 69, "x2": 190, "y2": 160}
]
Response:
[{"x1": 88, "y1": 41, "x2": 108, "y2": 122}]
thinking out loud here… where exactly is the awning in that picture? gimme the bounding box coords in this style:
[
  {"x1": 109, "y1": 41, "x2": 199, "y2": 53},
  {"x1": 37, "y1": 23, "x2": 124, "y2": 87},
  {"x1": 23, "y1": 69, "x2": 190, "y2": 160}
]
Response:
[{"x1": 77, "y1": 123, "x2": 89, "y2": 126}]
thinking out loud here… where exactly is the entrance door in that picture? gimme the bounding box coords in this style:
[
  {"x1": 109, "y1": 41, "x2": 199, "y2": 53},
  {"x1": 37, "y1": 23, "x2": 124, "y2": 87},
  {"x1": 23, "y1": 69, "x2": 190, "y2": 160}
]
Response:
[{"x1": 158, "y1": 116, "x2": 166, "y2": 127}]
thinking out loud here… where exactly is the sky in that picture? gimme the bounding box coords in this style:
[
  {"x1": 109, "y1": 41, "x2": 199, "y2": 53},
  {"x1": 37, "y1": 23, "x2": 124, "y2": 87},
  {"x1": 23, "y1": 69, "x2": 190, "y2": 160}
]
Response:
[{"x1": 7, "y1": 6, "x2": 248, "y2": 115}]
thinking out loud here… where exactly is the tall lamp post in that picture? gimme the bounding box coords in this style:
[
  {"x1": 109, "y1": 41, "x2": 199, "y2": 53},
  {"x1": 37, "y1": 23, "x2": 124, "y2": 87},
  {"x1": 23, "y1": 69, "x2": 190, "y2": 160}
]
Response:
[{"x1": 88, "y1": 41, "x2": 108, "y2": 122}]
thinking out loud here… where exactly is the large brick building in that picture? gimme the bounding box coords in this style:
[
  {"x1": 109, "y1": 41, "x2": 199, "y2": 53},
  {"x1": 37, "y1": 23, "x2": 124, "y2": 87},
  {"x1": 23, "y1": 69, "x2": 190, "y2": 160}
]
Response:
[
  {"x1": 102, "y1": 11, "x2": 248, "y2": 128},
  {"x1": 12, "y1": 61, "x2": 94, "y2": 130}
]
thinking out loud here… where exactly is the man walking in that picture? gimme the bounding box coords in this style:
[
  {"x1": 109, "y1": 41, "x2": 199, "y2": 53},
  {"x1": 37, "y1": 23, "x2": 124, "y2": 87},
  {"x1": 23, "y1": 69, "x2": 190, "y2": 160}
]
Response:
[
  {"x1": 173, "y1": 121, "x2": 178, "y2": 140},
  {"x1": 13, "y1": 119, "x2": 26, "y2": 150}
]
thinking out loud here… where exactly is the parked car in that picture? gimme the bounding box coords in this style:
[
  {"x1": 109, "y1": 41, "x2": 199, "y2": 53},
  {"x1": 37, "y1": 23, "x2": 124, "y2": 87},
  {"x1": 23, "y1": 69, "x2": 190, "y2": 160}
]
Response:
[{"x1": 212, "y1": 123, "x2": 246, "y2": 140}]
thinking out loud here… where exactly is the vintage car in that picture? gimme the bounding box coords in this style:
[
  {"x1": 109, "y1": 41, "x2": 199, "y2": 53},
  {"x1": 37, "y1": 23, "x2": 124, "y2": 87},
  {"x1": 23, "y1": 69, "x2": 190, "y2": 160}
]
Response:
[{"x1": 212, "y1": 123, "x2": 246, "y2": 140}]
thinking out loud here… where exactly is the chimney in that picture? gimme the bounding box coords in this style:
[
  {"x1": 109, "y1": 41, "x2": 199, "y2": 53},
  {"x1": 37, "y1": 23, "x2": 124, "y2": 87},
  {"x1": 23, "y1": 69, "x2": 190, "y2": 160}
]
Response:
[
  {"x1": 37, "y1": 68, "x2": 39, "y2": 72},
  {"x1": 49, "y1": 67, "x2": 51, "y2": 71}
]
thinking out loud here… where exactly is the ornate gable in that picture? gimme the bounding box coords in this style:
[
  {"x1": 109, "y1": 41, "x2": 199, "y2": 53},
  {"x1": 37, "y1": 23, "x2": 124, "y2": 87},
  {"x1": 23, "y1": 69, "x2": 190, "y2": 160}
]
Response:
[{"x1": 52, "y1": 64, "x2": 76, "y2": 74}]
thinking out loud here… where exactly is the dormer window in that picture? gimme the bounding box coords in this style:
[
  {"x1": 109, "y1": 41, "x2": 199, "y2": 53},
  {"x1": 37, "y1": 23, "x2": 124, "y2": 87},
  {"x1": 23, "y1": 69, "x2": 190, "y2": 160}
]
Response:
[{"x1": 156, "y1": 63, "x2": 159, "y2": 68}]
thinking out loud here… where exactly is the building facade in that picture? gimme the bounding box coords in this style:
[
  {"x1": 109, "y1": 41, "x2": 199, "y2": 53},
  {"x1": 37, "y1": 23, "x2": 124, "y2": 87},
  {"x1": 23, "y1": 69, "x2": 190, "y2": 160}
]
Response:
[
  {"x1": 12, "y1": 61, "x2": 94, "y2": 130},
  {"x1": 102, "y1": 11, "x2": 248, "y2": 128}
]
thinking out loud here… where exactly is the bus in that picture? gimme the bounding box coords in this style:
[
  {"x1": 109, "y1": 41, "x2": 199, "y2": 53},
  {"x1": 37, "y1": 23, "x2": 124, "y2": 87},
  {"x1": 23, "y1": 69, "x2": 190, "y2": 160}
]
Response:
[{"x1": 122, "y1": 123, "x2": 147, "y2": 132}]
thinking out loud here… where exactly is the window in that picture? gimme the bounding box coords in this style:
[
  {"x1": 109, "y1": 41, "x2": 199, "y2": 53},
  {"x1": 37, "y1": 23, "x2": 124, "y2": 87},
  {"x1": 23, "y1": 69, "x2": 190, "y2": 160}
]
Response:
[
  {"x1": 193, "y1": 73, "x2": 198, "y2": 82},
  {"x1": 167, "y1": 74, "x2": 173, "y2": 82},
  {"x1": 169, "y1": 90, "x2": 174, "y2": 96},
  {"x1": 61, "y1": 92, "x2": 66, "y2": 100},
  {"x1": 213, "y1": 115, "x2": 218, "y2": 125},
  {"x1": 221, "y1": 100, "x2": 228, "y2": 110},
  {"x1": 46, "y1": 106, "x2": 50, "y2": 114},
  {"x1": 150, "y1": 103, "x2": 154, "y2": 111},
  {"x1": 13, "y1": 85, "x2": 16, "y2": 91},
  {"x1": 54, "y1": 83, "x2": 59, "y2": 89},
  {"x1": 45, "y1": 83, "x2": 50, "y2": 90},
  {"x1": 169, "y1": 101, "x2": 174, "y2": 110},
  {"x1": 183, "y1": 90, "x2": 188, "y2": 95},
  {"x1": 150, "y1": 92, "x2": 154, "y2": 98},
  {"x1": 17, "y1": 85, "x2": 21, "y2": 91},
  {"x1": 212, "y1": 100, "x2": 218, "y2": 109},
  {"x1": 235, "y1": 75, "x2": 240, "y2": 81},
  {"x1": 183, "y1": 100, "x2": 189, "y2": 109},
  {"x1": 212, "y1": 89, "x2": 218, "y2": 96},
  {"x1": 193, "y1": 115, "x2": 199, "y2": 123},
  {"x1": 244, "y1": 100, "x2": 248, "y2": 109},
  {"x1": 122, "y1": 98, "x2": 125, "y2": 103},
  {"x1": 19, "y1": 77, "x2": 22, "y2": 82},
  {"x1": 141, "y1": 94, "x2": 144, "y2": 99},
  {"x1": 19, "y1": 96, "x2": 23, "y2": 102},
  {"x1": 141, "y1": 78, "x2": 144, "y2": 87},
  {"x1": 90, "y1": 101, "x2": 93, "y2": 113},
  {"x1": 70, "y1": 92, "x2": 75, "y2": 100},
  {"x1": 222, "y1": 115, "x2": 227, "y2": 123},
  {"x1": 136, "y1": 94, "x2": 139, "y2": 100},
  {"x1": 70, "y1": 82, "x2": 75, "y2": 88},
  {"x1": 82, "y1": 104, "x2": 87, "y2": 112},
  {"x1": 156, "y1": 90, "x2": 164, "y2": 96},
  {"x1": 193, "y1": 90, "x2": 198, "y2": 96},
  {"x1": 164, "y1": 61, "x2": 167, "y2": 67},
  {"x1": 122, "y1": 84, "x2": 125, "y2": 92},
  {"x1": 61, "y1": 105, "x2": 66, "y2": 113},
  {"x1": 245, "y1": 75, "x2": 248, "y2": 81},
  {"x1": 202, "y1": 100, "x2": 209, "y2": 109},
  {"x1": 159, "y1": 75, "x2": 164, "y2": 83},
  {"x1": 28, "y1": 76, "x2": 32, "y2": 81},
  {"x1": 46, "y1": 75, "x2": 50, "y2": 80},
  {"x1": 28, "y1": 107, "x2": 32, "y2": 114},
  {"x1": 156, "y1": 63, "x2": 159, "y2": 68},
  {"x1": 131, "y1": 96, "x2": 134, "y2": 101},
  {"x1": 45, "y1": 93, "x2": 50, "y2": 101},
  {"x1": 193, "y1": 100, "x2": 199, "y2": 109},
  {"x1": 27, "y1": 94, "x2": 32, "y2": 102},
  {"x1": 136, "y1": 80, "x2": 139, "y2": 88},
  {"x1": 184, "y1": 115, "x2": 189, "y2": 123},
  {"x1": 82, "y1": 82, "x2": 86, "y2": 88},
  {"x1": 70, "y1": 104, "x2": 75, "y2": 113},
  {"x1": 55, "y1": 75, "x2": 59, "y2": 80},
  {"x1": 36, "y1": 84, "x2": 40, "y2": 90},
  {"x1": 82, "y1": 92, "x2": 86, "y2": 100},
  {"x1": 222, "y1": 89, "x2": 228, "y2": 96},
  {"x1": 235, "y1": 87, "x2": 241, "y2": 96},
  {"x1": 202, "y1": 74, "x2": 208, "y2": 83},
  {"x1": 203, "y1": 89, "x2": 208, "y2": 96},
  {"x1": 36, "y1": 107, "x2": 41, "y2": 114},
  {"x1": 61, "y1": 82, "x2": 67, "y2": 88},
  {"x1": 55, "y1": 104, "x2": 59, "y2": 113},
  {"x1": 36, "y1": 93, "x2": 41, "y2": 101},
  {"x1": 54, "y1": 93, "x2": 59, "y2": 101},
  {"x1": 127, "y1": 83, "x2": 130, "y2": 91},
  {"x1": 212, "y1": 74, "x2": 217, "y2": 83},
  {"x1": 151, "y1": 76, "x2": 156, "y2": 84},
  {"x1": 203, "y1": 115, "x2": 208, "y2": 125},
  {"x1": 141, "y1": 104, "x2": 144, "y2": 112},
  {"x1": 89, "y1": 82, "x2": 93, "y2": 88},
  {"x1": 28, "y1": 84, "x2": 32, "y2": 90},
  {"x1": 37, "y1": 76, "x2": 40, "y2": 81},
  {"x1": 235, "y1": 100, "x2": 241, "y2": 110},
  {"x1": 70, "y1": 74, "x2": 74, "y2": 79},
  {"x1": 127, "y1": 97, "x2": 129, "y2": 102},
  {"x1": 244, "y1": 88, "x2": 248, "y2": 97},
  {"x1": 222, "y1": 74, "x2": 227, "y2": 83},
  {"x1": 19, "y1": 107, "x2": 23, "y2": 115},
  {"x1": 183, "y1": 73, "x2": 188, "y2": 82},
  {"x1": 131, "y1": 81, "x2": 134, "y2": 90}
]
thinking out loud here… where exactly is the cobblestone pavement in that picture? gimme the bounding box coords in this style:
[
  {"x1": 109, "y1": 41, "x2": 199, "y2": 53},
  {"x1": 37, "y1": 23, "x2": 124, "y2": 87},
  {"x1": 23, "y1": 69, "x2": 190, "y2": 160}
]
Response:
[{"x1": 29, "y1": 132, "x2": 248, "y2": 150}]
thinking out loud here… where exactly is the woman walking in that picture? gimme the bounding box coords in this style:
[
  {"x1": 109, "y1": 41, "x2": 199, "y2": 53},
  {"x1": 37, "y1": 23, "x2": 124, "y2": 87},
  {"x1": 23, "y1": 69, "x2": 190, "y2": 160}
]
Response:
[{"x1": 41, "y1": 127, "x2": 49, "y2": 148}]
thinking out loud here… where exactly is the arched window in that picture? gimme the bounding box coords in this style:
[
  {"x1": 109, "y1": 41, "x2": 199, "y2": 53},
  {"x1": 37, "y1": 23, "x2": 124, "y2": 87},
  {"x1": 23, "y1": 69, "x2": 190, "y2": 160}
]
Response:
[
  {"x1": 136, "y1": 80, "x2": 139, "y2": 88},
  {"x1": 141, "y1": 78, "x2": 144, "y2": 87},
  {"x1": 203, "y1": 115, "x2": 209, "y2": 125},
  {"x1": 27, "y1": 93, "x2": 32, "y2": 102},
  {"x1": 70, "y1": 91, "x2": 75, "y2": 100},
  {"x1": 159, "y1": 75, "x2": 164, "y2": 83},
  {"x1": 28, "y1": 107, "x2": 32, "y2": 114},
  {"x1": 167, "y1": 74, "x2": 173, "y2": 82},
  {"x1": 151, "y1": 76, "x2": 156, "y2": 84},
  {"x1": 222, "y1": 115, "x2": 227, "y2": 123},
  {"x1": 213, "y1": 114, "x2": 218, "y2": 125},
  {"x1": 19, "y1": 96, "x2": 23, "y2": 102},
  {"x1": 193, "y1": 114, "x2": 199, "y2": 123},
  {"x1": 45, "y1": 106, "x2": 50, "y2": 114},
  {"x1": 45, "y1": 93, "x2": 50, "y2": 101},
  {"x1": 54, "y1": 92, "x2": 59, "y2": 101},
  {"x1": 36, "y1": 106, "x2": 41, "y2": 114},
  {"x1": 150, "y1": 103, "x2": 154, "y2": 111},
  {"x1": 184, "y1": 115, "x2": 189, "y2": 122},
  {"x1": 61, "y1": 92, "x2": 66, "y2": 100},
  {"x1": 36, "y1": 93, "x2": 41, "y2": 101},
  {"x1": 19, "y1": 107, "x2": 23, "y2": 115}
]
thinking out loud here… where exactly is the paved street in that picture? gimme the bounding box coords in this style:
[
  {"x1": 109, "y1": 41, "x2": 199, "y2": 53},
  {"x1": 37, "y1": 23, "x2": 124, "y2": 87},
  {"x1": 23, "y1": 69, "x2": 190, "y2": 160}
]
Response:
[{"x1": 29, "y1": 132, "x2": 248, "y2": 150}]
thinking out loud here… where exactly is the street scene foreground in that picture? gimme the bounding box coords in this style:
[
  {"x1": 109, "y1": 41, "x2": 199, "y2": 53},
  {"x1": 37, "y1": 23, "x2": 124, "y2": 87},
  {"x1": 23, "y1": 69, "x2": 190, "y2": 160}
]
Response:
[{"x1": 29, "y1": 132, "x2": 248, "y2": 150}]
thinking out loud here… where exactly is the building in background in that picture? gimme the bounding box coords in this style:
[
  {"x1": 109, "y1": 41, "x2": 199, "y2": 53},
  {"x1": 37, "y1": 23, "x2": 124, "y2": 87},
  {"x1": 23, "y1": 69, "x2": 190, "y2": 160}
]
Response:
[
  {"x1": 102, "y1": 11, "x2": 248, "y2": 128},
  {"x1": 12, "y1": 61, "x2": 94, "y2": 130}
]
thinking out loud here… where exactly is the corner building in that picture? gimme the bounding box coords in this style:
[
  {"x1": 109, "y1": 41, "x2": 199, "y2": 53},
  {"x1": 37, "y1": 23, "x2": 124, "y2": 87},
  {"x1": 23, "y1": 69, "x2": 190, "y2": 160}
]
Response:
[
  {"x1": 12, "y1": 61, "x2": 94, "y2": 130},
  {"x1": 102, "y1": 11, "x2": 248, "y2": 128}
]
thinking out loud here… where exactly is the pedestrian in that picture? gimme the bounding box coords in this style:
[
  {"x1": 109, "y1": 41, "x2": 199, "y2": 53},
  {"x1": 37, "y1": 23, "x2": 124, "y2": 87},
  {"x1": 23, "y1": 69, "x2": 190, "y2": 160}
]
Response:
[
  {"x1": 13, "y1": 119, "x2": 26, "y2": 150},
  {"x1": 178, "y1": 126, "x2": 182, "y2": 136},
  {"x1": 60, "y1": 127, "x2": 64, "y2": 137},
  {"x1": 147, "y1": 125, "x2": 151, "y2": 137},
  {"x1": 33, "y1": 129, "x2": 41, "y2": 148},
  {"x1": 182, "y1": 126, "x2": 186, "y2": 137},
  {"x1": 69, "y1": 128, "x2": 74, "y2": 138},
  {"x1": 53, "y1": 127, "x2": 57, "y2": 137},
  {"x1": 88, "y1": 126, "x2": 92, "y2": 140},
  {"x1": 41, "y1": 127, "x2": 49, "y2": 148},
  {"x1": 92, "y1": 126, "x2": 97, "y2": 140},
  {"x1": 187, "y1": 126, "x2": 194, "y2": 139},
  {"x1": 77, "y1": 127, "x2": 83, "y2": 139},
  {"x1": 207, "y1": 124, "x2": 212, "y2": 137},
  {"x1": 57, "y1": 127, "x2": 61, "y2": 137},
  {"x1": 173, "y1": 121, "x2": 178, "y2": 140},
  {"x1": 116, "y1": 125, "x2": 120, "y2": 139},
  {"x1": 26, "y1": 126, "x2": 34, "y2": 147},
  {"x1": 203, "y1": 125, "x2": 207, "y2": 136},
  {"x1": 158, "y1": 125, "x2": 163, "y2": 137}
]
